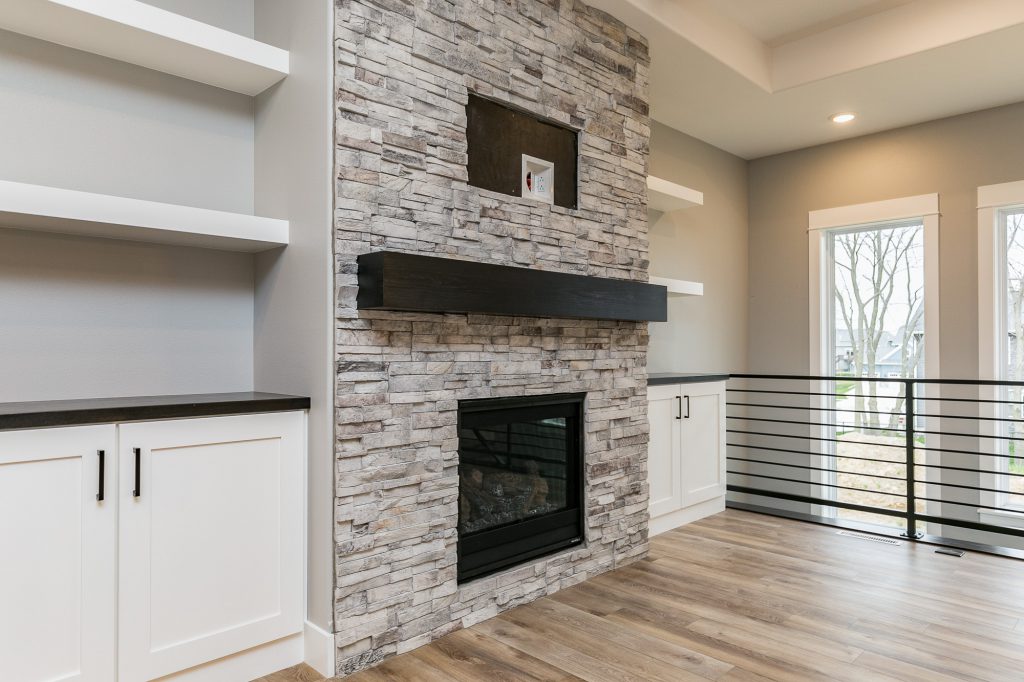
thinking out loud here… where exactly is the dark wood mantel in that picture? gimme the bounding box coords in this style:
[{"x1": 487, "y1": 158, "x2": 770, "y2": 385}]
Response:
[{"x1": 356, "y1": 251, "x2": 667, "y2": 322}]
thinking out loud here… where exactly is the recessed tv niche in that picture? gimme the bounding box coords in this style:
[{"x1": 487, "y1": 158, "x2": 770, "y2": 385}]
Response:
[{"x1": 466, "y1": 95, "x2": 578, "y2": 210}]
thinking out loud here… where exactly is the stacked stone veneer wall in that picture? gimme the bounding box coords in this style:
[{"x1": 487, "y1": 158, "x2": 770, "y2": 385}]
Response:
[{"x1": 333, "y1": 0, "x2": 651, "y2": 675}]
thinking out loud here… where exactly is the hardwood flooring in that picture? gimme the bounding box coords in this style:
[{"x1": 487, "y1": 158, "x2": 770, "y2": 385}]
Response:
[{"x1": 258, "y1": 509, "x2": 1024, "y2": 681}]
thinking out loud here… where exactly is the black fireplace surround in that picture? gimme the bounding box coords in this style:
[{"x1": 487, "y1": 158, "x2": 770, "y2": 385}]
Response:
[{"x1": 457, "y1": 393, "x2": 585, "y2": 582}]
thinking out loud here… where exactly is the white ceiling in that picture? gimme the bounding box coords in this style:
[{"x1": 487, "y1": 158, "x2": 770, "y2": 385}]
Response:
[
  {"x1": 714, "y1": 0, "x2": 908, "y2": 46},
  {"x1": 587, "y1": 0, "x2": 1024, "y2": 159}
]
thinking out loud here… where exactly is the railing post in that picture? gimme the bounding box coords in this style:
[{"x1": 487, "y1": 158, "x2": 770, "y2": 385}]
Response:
[{"x1": 903, "y1": 379, "x2": 922, "y2": 539}]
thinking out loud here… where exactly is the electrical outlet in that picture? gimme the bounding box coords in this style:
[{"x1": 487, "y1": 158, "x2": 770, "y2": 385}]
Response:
[{"x1": 521, "y1": 154, "x2": 554, "y2": 204}]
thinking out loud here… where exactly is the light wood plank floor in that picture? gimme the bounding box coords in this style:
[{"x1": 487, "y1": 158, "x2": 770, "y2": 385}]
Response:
[{"x1": 258, "y1": 509, "x2": 1024, "y2": 681}]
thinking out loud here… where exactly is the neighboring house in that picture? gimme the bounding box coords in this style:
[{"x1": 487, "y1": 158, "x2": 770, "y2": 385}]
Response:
[{"x1": 833, "y1": 322, "x2": 925, "y2": 378}]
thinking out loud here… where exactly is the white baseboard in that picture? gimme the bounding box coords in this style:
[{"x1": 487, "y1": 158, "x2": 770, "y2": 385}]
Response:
[
  {"x1": 303, "y1": 620, "x2": 336, "y2": 677},
  {"x1": 157, "y1": 632, "x2": 303, "y2": 682},
  {"x1": 649, "y1": 496, "x2": 725, "y2": 536}
]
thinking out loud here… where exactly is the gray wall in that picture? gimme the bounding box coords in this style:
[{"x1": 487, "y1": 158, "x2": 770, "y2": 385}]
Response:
[
  {"x1": 0, "y1": 28, "x2": 254, "y2": 212},
  {"x1": 747, "y1": 101, "x2": 1024, "y2": 378},
  {"x1": 0, "y1": 2, "x2": 259, "y2": 401},
  {"x1": 254, "y1": 0, "x2": 335, "y2": 633},
  {"x1": 648, "y1": 122, "x2": 748, "y2": 374},
  {"x1": 0, "y1": 230, "x2": 253, "y2": 402}
]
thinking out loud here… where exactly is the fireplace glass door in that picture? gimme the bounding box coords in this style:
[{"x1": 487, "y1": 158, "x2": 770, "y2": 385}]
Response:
[{"x1": 457, "y1": 393, "x2": 584, "y2": 582}]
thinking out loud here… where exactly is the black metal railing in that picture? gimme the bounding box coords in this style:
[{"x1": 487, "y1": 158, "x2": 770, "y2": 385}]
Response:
[{"x1": 726, "y1": 374, "x2": 1024, "y2": 557}]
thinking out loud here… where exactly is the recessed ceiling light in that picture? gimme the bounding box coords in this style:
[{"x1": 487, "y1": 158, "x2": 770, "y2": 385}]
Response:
[{"x1": 831, "y1": 112, "x2": 856, "y2": 124}]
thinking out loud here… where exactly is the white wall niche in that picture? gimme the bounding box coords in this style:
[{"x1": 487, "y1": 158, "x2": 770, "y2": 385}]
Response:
[{"x1": 521, "y1": 154, "x2": 554, "y2": 204}]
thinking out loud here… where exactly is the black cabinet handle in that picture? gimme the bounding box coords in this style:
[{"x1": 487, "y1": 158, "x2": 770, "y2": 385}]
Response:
[
  {"x1": 676, "y1": 396, "x2": 682, "y2": 420},
  {"x1": 132, "y1": 447, "x2": 141, "y2": 497},
  {"x1": 684, "y1": 395, "x2": 691, "y2": 419},
  {"x1": 96, "y1": 450, "x2": 105, "y2": 501}
]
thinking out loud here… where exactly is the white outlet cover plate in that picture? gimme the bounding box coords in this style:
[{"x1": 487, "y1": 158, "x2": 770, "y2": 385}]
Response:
[{"x1": 522, "y1": 154, "x2": 554, "y2": 204}]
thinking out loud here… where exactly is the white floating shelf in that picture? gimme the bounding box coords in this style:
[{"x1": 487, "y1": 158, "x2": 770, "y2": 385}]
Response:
[
  {"x1": 647, "y1": 176, "x2": 703, "y2": 212},
  {"x1": 0, "y1": 0, "x2": 289, "y2": 96},
  {"x1": 650, "y1": 276, "x2": 704, "y2": 297},
  {"x1": 0, "y1": 180, "x2": 288, "y2": 252}
]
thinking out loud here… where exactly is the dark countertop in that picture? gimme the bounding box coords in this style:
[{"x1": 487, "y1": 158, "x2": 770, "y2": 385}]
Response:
[
  {"x1": 648, "y1": 372, "x2": 731, "y2": 386},
  {"x1": 0, "y1": 392, "x2": 311, "y2": 431}
]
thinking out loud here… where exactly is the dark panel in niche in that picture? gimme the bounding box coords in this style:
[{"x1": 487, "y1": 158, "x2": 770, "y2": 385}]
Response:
[{"x1": 466, "y1": 95, "x2": 578, "y2": 209}]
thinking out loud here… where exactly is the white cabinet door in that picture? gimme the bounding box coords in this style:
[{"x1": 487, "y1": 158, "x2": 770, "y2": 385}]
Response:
[
  {"x1": 118, "y1": 412, "x2": 304, "y2": 682},
  {"x1": 680, "y1": 382, "x2": 726, "y2": 507},
  {"x1": 647, "y1": 384, "x2": 683, "y2": 517},
  {"x1": 0, "y1": 425, "x2": 117, "y2": 682}
]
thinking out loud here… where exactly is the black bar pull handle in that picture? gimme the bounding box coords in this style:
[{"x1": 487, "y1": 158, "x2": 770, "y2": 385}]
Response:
[
  {"x1": 96, "y1": 450, "x2": 105, "y2": 501},
  {"x1": 132, "y1": 447, "x2": 141, "y2": 498},
  {"x1": 676, "y1": 396, "x2": 682, "y2": 420},
  {"x1": 684, "y1": 395, "x2": 691, "y2": 419}
]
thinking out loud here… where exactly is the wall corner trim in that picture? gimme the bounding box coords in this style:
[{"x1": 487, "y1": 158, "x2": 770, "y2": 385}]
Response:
[{"x1": 302, "y1": 620, "x2": 335, "y2": 678}]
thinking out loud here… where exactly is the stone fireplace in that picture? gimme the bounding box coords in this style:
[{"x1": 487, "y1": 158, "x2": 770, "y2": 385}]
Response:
[
  {"x1": 457, "y1": 393, "x2": 585, "y2": 582},
  {"x1": 333, "y1": 0, "x2": 651, "y2": 675}
]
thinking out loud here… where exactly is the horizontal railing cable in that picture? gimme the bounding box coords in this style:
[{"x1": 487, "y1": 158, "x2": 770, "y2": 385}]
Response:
[
  {"x1": 727, "y1": 485, "x2": 907, "y2": 518},
  {"x1": 726, "y1": 471, "x2": 907, "y2": 497},
  {"x1": 917, "y1": 413, "x2": 1024, "y2": 423},
  {"x1": 915, "y1": 428, "x2": 1024, "y2": 441},
  {"x1": 917, "y1": 480, "x2": 1012, "y2": 495},
  {"x1": 915, "y1": 461, "x2": 1024, "y2": 477},
  {"x1": 917, "y1": 396, "x2": 1022, "y2": 405},
  {"x1": 728, "y1": 457, "x2": 907, "y2": 482},
  {"x1": 727, "y1": 428, "x2": 906, "y2": 448},
  {"x1": 727, "y1": 401, "x2": 895, "y2": 416},
  {"x1": 729, "y1": 415, "x2": 906, "y2": 433},
  {"x1": 916, "y1": 445, "x2": 1020, "y2": 460},
  {"x1": 727, "y1": 388, "x2": 851, "y2": 399},
  {"x1": 915, "y1": 496, "x2": 1019, "y2": 513},
  {"x1": 727, "y1": 442, "x2": 903, "y2": 466},
  {"x1": 730, "y1": 373, "x2": 1024, "y2": 387}
]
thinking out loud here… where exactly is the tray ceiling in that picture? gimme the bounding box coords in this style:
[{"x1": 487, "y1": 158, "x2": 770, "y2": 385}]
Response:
[{"x1": 589, "y1": 0, "x2": 1024, "y2": 158}]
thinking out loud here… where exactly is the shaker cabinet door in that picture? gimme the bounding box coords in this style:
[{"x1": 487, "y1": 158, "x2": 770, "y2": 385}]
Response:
[
  {"x1": 117, "y1": 412, "x2": 304, "y2": 682},
  {"x1": 0, "y1": 425, "x2": 117, "y2": 682},
  {"x1": 680, "y1": 384, "x2": 726, "y2": 507},
  {"x1": 647, "y1": 384, "x2": 684, "y2": 517}
]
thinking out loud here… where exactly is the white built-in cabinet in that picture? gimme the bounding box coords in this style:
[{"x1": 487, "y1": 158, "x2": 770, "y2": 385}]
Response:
[
  {"x1": 0, "y1": 0, "x2": 332, "y2": 677},
  {"x1": 647, "y1": 380, "x2": 726, "y2": 535},
  {"x1": 0, "y1": 412, "x2": 305, "y2": 682}
]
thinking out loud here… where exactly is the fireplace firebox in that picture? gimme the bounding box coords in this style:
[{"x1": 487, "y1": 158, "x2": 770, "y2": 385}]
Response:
[{"x1": 457, "y1": 393, "x2": 585, "y2": 582}]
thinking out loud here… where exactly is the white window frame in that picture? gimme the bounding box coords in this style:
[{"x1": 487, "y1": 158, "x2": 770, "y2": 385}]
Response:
[
  {"x1": 978, "y1": 180, "x2": 1024, "y2": 526},
  {"x1": 808, "y1": 194, "x2": 941, "y2": 523}
]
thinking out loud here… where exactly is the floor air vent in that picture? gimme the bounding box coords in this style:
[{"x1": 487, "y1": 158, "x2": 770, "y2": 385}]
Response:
[{"x1": 836, "y1": 530, "x2": 902, "y2": 546}]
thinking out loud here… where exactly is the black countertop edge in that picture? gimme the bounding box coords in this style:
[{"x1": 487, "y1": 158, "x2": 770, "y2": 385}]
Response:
[
  {"x1": 648, "y1": 373, "x2": 731, "y2": 386},
  {"x1": 0, "y1": 392, "x2": 311, "y2": 431}
]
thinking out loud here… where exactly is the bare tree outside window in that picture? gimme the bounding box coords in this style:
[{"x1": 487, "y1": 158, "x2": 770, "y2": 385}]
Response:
[{"x1": 832, "y1": 224, "x2": 924, "y2": 424}]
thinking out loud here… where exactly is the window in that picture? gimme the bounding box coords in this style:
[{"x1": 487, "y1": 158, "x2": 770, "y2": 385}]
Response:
[
  {"x1": 1000, "y1": 210, "x2": 1024, "y2": 508},
  {"x1": 978, "y1": 182, "x2": 1024, "y2": 516},
  {"x1": 810, "y1": 195, "x2": 940, "y2": 528}
]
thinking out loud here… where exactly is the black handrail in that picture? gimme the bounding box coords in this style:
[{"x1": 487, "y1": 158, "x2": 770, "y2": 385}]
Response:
[{"x1": 726, "y1": 374, "x2": 1024, "y2": 557}]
